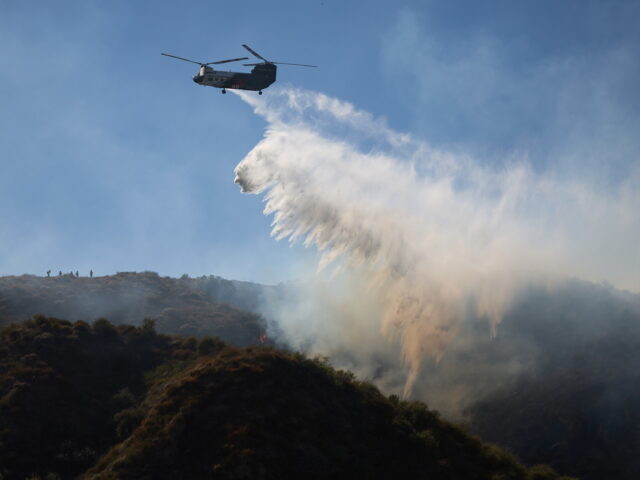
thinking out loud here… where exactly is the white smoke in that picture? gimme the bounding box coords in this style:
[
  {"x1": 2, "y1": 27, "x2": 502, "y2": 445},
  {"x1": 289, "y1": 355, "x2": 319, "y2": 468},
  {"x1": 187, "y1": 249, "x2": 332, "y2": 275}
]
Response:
[{"x1": 233, "y1": 87, "x2": 639, "y2": 398}]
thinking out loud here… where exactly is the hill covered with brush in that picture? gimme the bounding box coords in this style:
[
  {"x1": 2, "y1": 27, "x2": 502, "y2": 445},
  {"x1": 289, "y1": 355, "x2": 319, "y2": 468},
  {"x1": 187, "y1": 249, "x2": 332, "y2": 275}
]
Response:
[
  {"x1": 465, "y1": 282, "x2": 640, "y2": 480},
  {"x1": 0, "y1": 316, "x2": 571, "y2": 480},
  {"x1": 2, "y1": 273, "x2": 637, "y2": 478},
  {"x1": 379, "y1": 280, "x2": 640, "y2": 480},
  {"x1": 0, "y1": 272, "x2": 275, "y2": 346}
]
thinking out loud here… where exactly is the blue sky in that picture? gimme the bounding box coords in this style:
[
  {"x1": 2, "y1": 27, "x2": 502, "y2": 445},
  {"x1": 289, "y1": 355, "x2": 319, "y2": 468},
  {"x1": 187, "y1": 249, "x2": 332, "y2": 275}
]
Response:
[{"x1": 1, "y1": 0, "x2": 638, "y2": 284}]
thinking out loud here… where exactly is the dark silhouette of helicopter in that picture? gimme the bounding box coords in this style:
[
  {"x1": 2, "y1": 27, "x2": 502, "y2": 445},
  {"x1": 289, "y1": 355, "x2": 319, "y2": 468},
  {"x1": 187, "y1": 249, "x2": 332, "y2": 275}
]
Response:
[{"x1": 162, "y1": 44, "x2": 316, "y2": 95}]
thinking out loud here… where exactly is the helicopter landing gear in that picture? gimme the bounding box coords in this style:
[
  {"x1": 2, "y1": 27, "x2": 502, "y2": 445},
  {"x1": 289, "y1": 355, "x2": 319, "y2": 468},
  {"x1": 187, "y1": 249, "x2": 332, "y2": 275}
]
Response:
[
  {"x1": 222, "y1": 88, "x2": 226, "y2": 94},
  {"x1": 259, "y1": 90, "x2": 263, "y2": 95}
]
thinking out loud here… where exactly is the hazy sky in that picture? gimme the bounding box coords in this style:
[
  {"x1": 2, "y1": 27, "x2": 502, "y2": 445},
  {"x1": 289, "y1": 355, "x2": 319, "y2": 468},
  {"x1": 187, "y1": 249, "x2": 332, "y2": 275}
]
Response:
[{"x1": 1, "y1": 0, "x2": 638, "y2": 284}]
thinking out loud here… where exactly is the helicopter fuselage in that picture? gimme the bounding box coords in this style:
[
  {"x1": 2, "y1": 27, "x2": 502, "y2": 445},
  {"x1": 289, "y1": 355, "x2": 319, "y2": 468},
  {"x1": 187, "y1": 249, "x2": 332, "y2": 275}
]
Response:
[
  {"x1": 162, "y1": 45, "x2": 315, "y2": 94},
  {"x1": 193, "y1": 64, "x2": 276, "y2": 92}
]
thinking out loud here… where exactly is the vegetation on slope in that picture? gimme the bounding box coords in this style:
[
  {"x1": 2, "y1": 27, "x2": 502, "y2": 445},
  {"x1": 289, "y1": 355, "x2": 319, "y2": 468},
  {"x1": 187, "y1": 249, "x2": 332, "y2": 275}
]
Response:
[
  {"x1": 466, "y1": 282, "x2": 640, "y2": 480},
  {"x1": 0, "y1": 315, "x2": 175, "y2": 479},
  {"x1": 0, "y1": 316, "x2": 571, "y2": 480},
  {"x1": 0, "y1": 272, "x2": 269, "y2": 345}
]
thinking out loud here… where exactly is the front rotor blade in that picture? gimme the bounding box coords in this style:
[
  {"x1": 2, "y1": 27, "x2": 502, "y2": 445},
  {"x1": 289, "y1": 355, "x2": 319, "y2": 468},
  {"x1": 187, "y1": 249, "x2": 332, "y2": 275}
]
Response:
[
  {"x1": 272, "y1": 61, "x2": 318, "y2": 67},
  {"x1": 206, "y1": 57, "x2": 249, "y2": 65},
  {"x1": 242, "y1": 63, "x2": 264, "y2": 66},
  {"x1": 161, "y1": 53, "x2": 203, "y2": 65},
  {"x1": 242, "y1": 44, "x2": 268, "y2": 62}
]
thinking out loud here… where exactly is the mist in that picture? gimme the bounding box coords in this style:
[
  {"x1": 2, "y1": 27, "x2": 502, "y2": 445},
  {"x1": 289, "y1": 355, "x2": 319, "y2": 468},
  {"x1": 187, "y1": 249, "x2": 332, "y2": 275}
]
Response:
[{"x1": 233, "y1": 86, "x2": 639, "y2": 403}]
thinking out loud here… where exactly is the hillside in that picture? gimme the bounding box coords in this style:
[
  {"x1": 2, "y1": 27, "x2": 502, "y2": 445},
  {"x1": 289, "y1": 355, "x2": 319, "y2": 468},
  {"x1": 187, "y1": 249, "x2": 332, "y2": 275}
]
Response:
[
  {"x1": 0, "y1": 272, "x2": 274, "y2": 346},
  {"x1": 465, "y1": 282, "x2": 640, "y2": 480},
  {"x1": 0, "y1": 316, "x2": 572, "y2": 480},
  {"x1": 270, "y1": 279, "x2": 640, "y2": 480},
  {"x1": 2, "y1": 273, "x2": 637, "y2": 478}
]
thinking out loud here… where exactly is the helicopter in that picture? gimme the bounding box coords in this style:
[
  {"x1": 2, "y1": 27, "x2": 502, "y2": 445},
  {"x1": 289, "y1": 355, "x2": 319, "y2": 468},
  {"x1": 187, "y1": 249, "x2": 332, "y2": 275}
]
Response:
[{"x1": 161, "y1": 44, "x2": 317, "y2": 95}]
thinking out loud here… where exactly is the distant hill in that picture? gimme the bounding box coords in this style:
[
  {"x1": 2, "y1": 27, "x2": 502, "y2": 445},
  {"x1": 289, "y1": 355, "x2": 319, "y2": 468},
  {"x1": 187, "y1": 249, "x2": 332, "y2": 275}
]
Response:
[
  {"x1": 464, "y1": 281, "x2": 640, "y2": 480},
  {"x1": 395, "y1": 280, "x2": 640, "y2": 480},
  {"x1": 0, "y1": 272, "x2": 277, "y2": 346},
  {"x1": 0, "y1": 316, "x2": 572, "y2": 480}
]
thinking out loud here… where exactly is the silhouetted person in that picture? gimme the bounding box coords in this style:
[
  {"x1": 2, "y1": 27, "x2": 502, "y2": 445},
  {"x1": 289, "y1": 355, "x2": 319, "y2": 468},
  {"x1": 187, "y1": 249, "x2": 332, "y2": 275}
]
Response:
[
  {"x1": 90, "y1": 269, "x2": 93, "y2": 278},
  {"x1": 46, "y1": 270, "x2": 51, "y2": 277},
  {"x1": 75, "y1": 270, "x2": 79, "y2": 277},
  {"x1": 58, "y1": 270, "x2": 62, "y2": 276}
]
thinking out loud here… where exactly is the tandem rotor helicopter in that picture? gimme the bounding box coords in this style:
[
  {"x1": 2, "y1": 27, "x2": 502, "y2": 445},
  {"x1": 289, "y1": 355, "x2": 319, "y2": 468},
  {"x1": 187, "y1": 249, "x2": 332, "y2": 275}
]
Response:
[{"x1": 161, "y1": 44, "x2": 317, "y2": 95}]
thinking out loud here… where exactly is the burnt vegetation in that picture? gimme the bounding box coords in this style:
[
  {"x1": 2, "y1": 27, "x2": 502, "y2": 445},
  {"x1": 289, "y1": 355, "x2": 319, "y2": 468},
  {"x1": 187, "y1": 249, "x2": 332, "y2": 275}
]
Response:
[{"x1": 0, "y1": 316, "x2": 571, "y2": 480}]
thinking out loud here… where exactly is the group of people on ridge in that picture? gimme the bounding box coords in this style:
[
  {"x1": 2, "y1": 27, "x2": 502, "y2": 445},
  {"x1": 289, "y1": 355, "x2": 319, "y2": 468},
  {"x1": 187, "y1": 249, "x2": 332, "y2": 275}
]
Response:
[{"x1": 46, "y1": 269, "x2": 93, "y2": 278}]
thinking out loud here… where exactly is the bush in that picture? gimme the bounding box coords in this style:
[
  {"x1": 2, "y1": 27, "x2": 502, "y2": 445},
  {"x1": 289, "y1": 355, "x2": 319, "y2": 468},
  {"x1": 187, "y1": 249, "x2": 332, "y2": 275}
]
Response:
[
  {"x1": 141, "y1": 318, "x2": 156, "y2": 335},
  {"x1": 112, "y1": 388, "x2": 137, "y2": 410},
  {"x1": 181, "y1": 337, "x2": 198, "y2": 351},
  {"x1": 92, "y1": 318, "x2": 117, "y2": 338},
  {"x1": 198, "y1": 336, "x2": 224, "y2": 356},
  {"x1": 114, "y1": 407, "x2": 145, "y2": 439},
  {"x1": 72, "y1": 320, "x2": 91, "y2": 337}
]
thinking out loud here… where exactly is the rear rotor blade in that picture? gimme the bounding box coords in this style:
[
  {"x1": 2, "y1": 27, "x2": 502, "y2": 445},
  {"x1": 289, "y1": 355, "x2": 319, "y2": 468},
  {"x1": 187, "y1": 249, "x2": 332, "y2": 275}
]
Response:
[
  {"x1": 272, "y1": 61, "x2": 318, "y2": 67},
  {"x1": 206, "y1": 57, "x2": 249, "y2": 65},
  {"x1": 242, "y1": 63, "x2": 264, "y2": 66},
  {"x1": 161, "y1": 53, "x2": 203, "y2": 65},
  {"x1": 242, "y1": 44, "x2": 268, "y2": 62}
]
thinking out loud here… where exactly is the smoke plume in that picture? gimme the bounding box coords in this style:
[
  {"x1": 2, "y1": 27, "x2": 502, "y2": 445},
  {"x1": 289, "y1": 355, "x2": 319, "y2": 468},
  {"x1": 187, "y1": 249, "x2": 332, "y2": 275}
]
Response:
[{"x1": 233, "y1": 87, "x2": 639, "y2": 398}]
